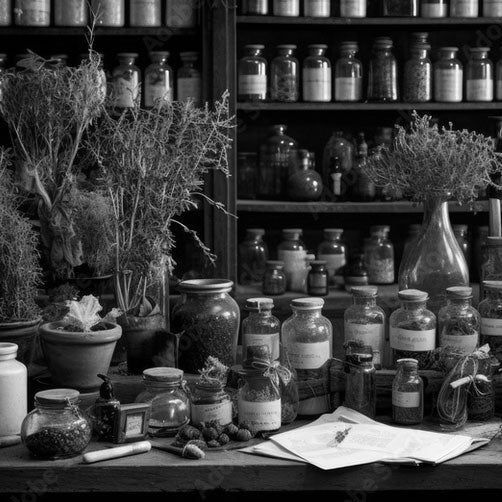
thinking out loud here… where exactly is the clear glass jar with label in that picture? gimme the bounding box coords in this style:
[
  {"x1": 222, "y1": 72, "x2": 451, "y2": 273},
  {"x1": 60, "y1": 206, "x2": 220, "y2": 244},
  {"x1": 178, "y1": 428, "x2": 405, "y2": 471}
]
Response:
[
  {"x1": 340, "y1": 0, "x2": 366, "y2": 17},
  {"x1": 466, "y1": 47, "x2": 493, "y2": 102},
  {"x1": 483, "y1": 0, "x2": 502, "y2": 16},
  {"x1": 91, "y1": 0, "x2": 124, "y2": 26},
  {"x1": 273, "y1": 0, "x2": 300, "y2": 16},
  {"x1": 262, "y1": 260, "x2": 287, "y2": 296},
  {"x1": 334, "y1": 42, "x2": 363, "y2": 102},
  {"x1": 281, "y1": 298, "x2": 333, "y2": 416},
  {"x1": 0, "y1": 0, "x2": 11, "y2": 26},
  {"x1": 277, "y1": 228, "x2": 307, "y2": 292},
  {"x1": 177, "y1": 51, "x2": 202, "y2": 107},
  {"x1": 392, "y1": 358, "x2": 423, "y2": 425},
  {"x1": 317, "y1": 228, "x2": 347, "y2": 287},
  {"x1": 344, "y1": 351, "x2": 376, "y2": 418},
  {"x1": 307, "y1": 261, "x2": 329, "y2": 296},
  {"x1": 144, "y1": 51, "x2": 173, "y2": 108},
  {"x1": 111, "y1": 53, "x2": 141, "y2": 110},
  {"x1": 479, "y1": 281, "x2": 502, "y2": 363},
  {"x1": 420, "y1": 0, "x2": 447, "y2": 16},
  {"x1": 271, "y1": 44, "x2": 299, "y2": 102},
  {"x1": 403, "y1": 43, "x2": 432, "y2": 103},
  {"x1": 55, "y1": 0, "x2": 88, "y2": 26},
  {"x1": 130, "y1": 0, "x2": 161, "y2": 26},
  {"x1": 304, "y1": 0, "x2": 331, "y2": 16},
  {"x1": 450, "y1": 0, "x2": 478, "y2": 16},
  {"x1": 302, "y1": 44, "x2": 332, "y2": 102},
  {"x1": 434, "y1": 47, "x2": 463, "y2": 103},
  {"x1": 438, "y1": 286, "x2": 480, "y2": 357},
  {"x1": 190, "y1": 381, "x2": 233, "y2": 428},
  {"x1": 382, "y1": 0, "x2": 418, "y2": 15},
  {"x1": 344, "y1": 286, "x2": 386, "y2": 369},
  {"x1": 238, "y1": 228, "x2": 269, "y2": 286},
  {"x1": 14, "y1": 0, "x2": 50, "y2": 26},
  {"x1": 367, "y1": 37, "x2": 398, "y2": 102},
  {"x1": 238, "y1": 44, "x2": 268, "y2": 102},
  {"x1": 365, "y1": 225, "x2": 395, "y2": 285},
  {"x1": 452, "y1": 224, "x2": 471, "y2": 269},
  {"x1": 242, "y1": 297, "x2": 281, "y2": 362},
  {"x1": 165, "y1": 0, "x2": 197, "y2": 27},
  {"x1": 389, "y1": 290, "x2": 436, "y2": 369},
  {"x1": 242, "y1": 0, "x2": 268, "y2": 14}
]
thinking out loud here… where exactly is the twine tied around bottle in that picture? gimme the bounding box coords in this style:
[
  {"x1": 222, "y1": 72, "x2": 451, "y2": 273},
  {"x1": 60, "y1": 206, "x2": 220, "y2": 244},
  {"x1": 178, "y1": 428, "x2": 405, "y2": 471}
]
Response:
[{"x1": 248, "y1": 359, "x2": 292, "y2": 391}]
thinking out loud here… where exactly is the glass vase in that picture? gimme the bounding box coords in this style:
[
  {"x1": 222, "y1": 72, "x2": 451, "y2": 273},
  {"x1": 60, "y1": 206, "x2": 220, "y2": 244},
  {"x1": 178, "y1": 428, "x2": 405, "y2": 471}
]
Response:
[{"x1": 398, "y1": 194, "x2": 469, "y2": 315}]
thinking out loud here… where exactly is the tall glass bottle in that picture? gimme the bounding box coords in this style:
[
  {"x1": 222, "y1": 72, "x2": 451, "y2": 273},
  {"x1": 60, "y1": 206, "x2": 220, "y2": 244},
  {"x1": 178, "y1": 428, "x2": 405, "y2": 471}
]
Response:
[
  {"x1": 354, "y1": 132, "x2": 376, "y2": 202},
  {"x1": 334, "y1": 42, "x2": 363, "y2": 102},
  {"x1": 238, "y1": 44, "x2": 268, "y2": 102},
  {"x1": 277, "y1": 228, "x2": 307, "y2": 292},
  {"x1": 271, "y1": 44, "x2": 299, "y2": 102},
  {"x1": 367, "y1": 37, "x2": 398, "y2": 102},
  {"x1": 365, "y1": 225, "x2": 395, "y2": 285},
  {"x1": 144, "y1": 51, "x2": 173, "y2": 108},
  {"x1": 302, "y1": 44, "x2": 332, "y2": 102},
  {"x1": 176, "y1": 52, "x2": 202, "y2": 107},
  {"x1": 317, "y1": 228, "x2": 347, "y2": 287},
  {"x1": 403, "y1": 43, "x2": 432, "y2": 103},
  {"x1": 434, "y1": 47, "x2": 463, "y2": 103},
  {"x1": 466, "y1": 47, "x2": 493, "y2": 102},
  {"x1": 111, "y1": 53, "x2": 141, "y2": 110},
  {"x1": 238, "y1": 228, "x2": 269, "y2": 286}
]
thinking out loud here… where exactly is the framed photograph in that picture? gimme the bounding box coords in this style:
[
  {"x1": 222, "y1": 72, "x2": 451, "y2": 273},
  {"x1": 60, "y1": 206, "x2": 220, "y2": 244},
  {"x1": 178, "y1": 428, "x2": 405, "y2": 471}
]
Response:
[{"x1": 113, "y1": 403, "x2": 151, "y2": 444}]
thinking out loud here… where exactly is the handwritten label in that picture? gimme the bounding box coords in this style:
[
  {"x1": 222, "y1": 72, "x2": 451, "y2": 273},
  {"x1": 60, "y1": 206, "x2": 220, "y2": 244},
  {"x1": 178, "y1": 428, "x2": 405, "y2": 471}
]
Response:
[
  {"x1": 335, "y1": 77, "x2": 363, "y2": 102},
  {"x1": 481, "y1": 317, "x2": 502, "y2": 336},
  {"x1": 392, "y1": 391, "x2": 420, "y2": 408},
  {"x1": 190, "y1": 401, "x2": 233, "y2": 427},
  {"x1": 390, "y1": 328, "x2": 436, "y2": 352},
  {"x1": 440, "y1": 332, "x2": 479, "y2": 354},
  {"x1": 287, "y1": 341, "x2": 331, "y2": 369},
  {"x1": 238, "y1": 399, "x2": 281, "y2": 431},
  {"x1": 238, "y1": 74, "x2": 267, "y2": 98}
]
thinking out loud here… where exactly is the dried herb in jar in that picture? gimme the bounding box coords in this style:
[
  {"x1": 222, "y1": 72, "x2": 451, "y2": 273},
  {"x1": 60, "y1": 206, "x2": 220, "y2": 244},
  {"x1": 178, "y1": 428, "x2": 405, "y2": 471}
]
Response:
[{"x1": 392, "y1": 358, "x2": 423, "y2": 425}]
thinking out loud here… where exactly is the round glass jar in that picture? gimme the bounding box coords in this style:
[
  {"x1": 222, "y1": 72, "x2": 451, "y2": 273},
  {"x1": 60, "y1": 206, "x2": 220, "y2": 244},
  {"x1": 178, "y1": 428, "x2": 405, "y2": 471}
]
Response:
[
  {"x1": 55, "y1": 0, "x2": 88, "y2": 26},
  {"x1": 14, "y1": 0, "x2": 50, "y2": 26},
  {"x1": 262, "y1": 260, "x2": 287, "y2": 296},
  {"x1": 340, "y1": 0, "x2": 366, "y2": 17},
  {"x1": 479, "y1": 281, "x2": 502, "y2": 363},
  {"x1": 171, "y1": 279, "x2": 240, "y2": 373},
  {"x1": 238, "y1": 44, "x2": 267, "y2": 102},
  {"x1": 483, "y1": 0, "x2": 502, "y2": 16},
  {"x1": 334, "y1": 41, "x2": 363, "y2": 102},
  {"x1": 287, "y1": 149, "x2": 323, "y2": 201},
  {"x1": 271, "y1": 44, "x2": 299, "y2": 102},
  {"x1": 403, "y1": 43, "x2": 432, "y2": 103},
  {"x1": 450, "y1": 0, "x2": 478, "y2": 17},
  {"x1": 135, "y1": 368, "x2": 189, "y2": 436},
  {"x1": 130, "y1": 0, "x2": 161, "y2": 27},
  {"x1": 111, "y1": 53, "x2": 141, "y2": 109},
  {"x1": 317, "y1": 228, "x2": 347, "y2": 287},
  {"x1": 177, "y1": 51, "x2": 202, "y2": 106},
  {"x1": 144, "y1": 51, "x2": 173, "y2": 108},
  {"x1": 434, "y1": 47, "x2": 463, "y2": 103},
  {"x1": 420, "y1": 0, "x2": 447, "y2": 17},
  {"x1": 91, "y1": 0, "x2": 124, "y2": 26},
  {"x1": 466, "y1": 47, "x2": 493, "y2": 102},
  {"x1": 190, "y1": 380, "x2": 233, "y2": 427},
  {"x1": 302, "y1": 44, "x2": 331, "y2": 102},
  {"x1": 238, "y1": 228, "x2": 269, "y2": 286},
  {"x1": 273, "y1": 0, "x2": 299, "y2": 16},
  {"x1": 21, "y1": 389, "x2": 91, "y2": 460},
  {"x1": 0, "y1": 0, "x2": 11, "y2": 26},
  {"x1": 365, "y1": 225, "x2": 395, "y2": 285},
  {"x1": 392, "y1": 358, "x2": 423, "y2": 425},
  {"x1": 367, "y1": 37, "x2": 398, "y2": 102}
]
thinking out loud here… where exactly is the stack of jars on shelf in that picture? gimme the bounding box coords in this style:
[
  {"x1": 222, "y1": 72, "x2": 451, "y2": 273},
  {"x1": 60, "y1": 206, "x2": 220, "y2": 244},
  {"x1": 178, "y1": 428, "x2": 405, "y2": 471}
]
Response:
[{"x1": 238, "y1": 33, "x2": 502, "y2": 104}]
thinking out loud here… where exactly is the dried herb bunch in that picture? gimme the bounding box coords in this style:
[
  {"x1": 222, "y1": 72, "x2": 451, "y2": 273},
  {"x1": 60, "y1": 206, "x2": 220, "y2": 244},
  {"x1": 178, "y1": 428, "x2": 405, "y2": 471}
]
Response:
[
  {"x1": 0, "y1": 150, "x2": 42, "y2": 322},
  {"x1": 365, "y1": 112, "x2": 502, "y2": 204}
]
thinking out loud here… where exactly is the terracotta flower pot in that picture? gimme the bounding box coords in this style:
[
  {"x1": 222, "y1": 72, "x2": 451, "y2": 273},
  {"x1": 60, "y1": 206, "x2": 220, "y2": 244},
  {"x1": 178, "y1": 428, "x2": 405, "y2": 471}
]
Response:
[
  {"x1": 0, "y1": 318, "x2": 41, "y2": 373},
  {"x1": 39, "y1": 321, "x2": 122, "y2": 391}
]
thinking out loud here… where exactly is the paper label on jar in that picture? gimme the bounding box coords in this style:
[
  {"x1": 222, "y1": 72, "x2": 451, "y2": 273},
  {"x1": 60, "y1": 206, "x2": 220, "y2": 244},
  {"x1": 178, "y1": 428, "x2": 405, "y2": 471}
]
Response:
[
  {"x1": 466, "y1": 79, "x2": 493, "y2": 101},
  {"x1": 273, "y1": 0, "x2": 300, "y2": 16},
  {"x1": 484, "y1": 0, "x2": 502, "y2": 16},
  {"x1": 440, "y1": 332, "x2": 479, "y2": 354},
  {"x1": 344, "y1": 323, "x2": 385, "y2": 366},
  {"x1": 434, "y1": 69, "x2": 463, "y2": 102},
  {"x1": 238, "y1": 74, "x2": 267, "y2": 97},
  {"x1": 304, "y1": 0, "x2": 330, "y2": 17},
  {"x1": 238, "y1": 399, "x2": 281, "y2": 431},
  {"x1": 114, "y1": 76, "x2": 140, "y2": 108},
  {"x1": 317, "y1": 254, "x2": 346, "y2": 278},
  {"x1": 451, "y1": 0, "x2": 478, "y2": 17},
  {"x1": 145, "y1": 82, "x2": 172, "y2": 107},
  {"x1": 244, "y1": 333, "x2": 280, "y2": 361},
  {"x1": 302, "y1": 68, "x2": 332, "y2": 102},
  {"x1": 190, "y1": 401, "x2": 233, "y2": 427},
  {"x1": 335, "y1": 77, "x2": 362, "y2": 102},
  {"x1": 481, "y1": 317, "x2": 502, "y2": 336},
  {"x1": 421, "y1": 3, "x2": 447, "y2": 17},
  {"x1": 287, "y1": 341, "x2": 331, "y2": 369},
  {"x1": 340, "y1": 0, "x2": 366, "y2": 17},
  {"x1": 177, "y1": 77, "x2": 202, "y2": 104},
  {"x1": 390, "y1": 328, "x2": 436, "y2": 352},
  {"x1": 392, "y1": 391, "x2": 420, "y2": 408}
]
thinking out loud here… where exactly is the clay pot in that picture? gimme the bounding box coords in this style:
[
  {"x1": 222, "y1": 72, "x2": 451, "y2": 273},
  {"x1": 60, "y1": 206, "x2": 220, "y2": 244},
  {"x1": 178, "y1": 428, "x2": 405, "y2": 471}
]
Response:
[{"x1": 0, "y1": 318, "x2": 41, "y2": 373}]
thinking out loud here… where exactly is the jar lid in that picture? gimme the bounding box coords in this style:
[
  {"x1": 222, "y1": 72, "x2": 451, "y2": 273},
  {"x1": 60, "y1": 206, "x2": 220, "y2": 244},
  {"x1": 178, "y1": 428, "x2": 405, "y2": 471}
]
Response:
[
  {"x1": 143, "y1": 367, "x2": 183, "y2": 383},
  {"x1": 0, "y1": 343, "x2": 18, "y2": 356},
  {"x1": 35, "y1": 389, "x2": 80, "y2": 405},
  {"x1": 370, "y1": 225, "x2": 390, "y2": 233},
  {"x1": 282, "y1": 228, "x2": 302, "y2": 234},
  {"x1": 291, "y1": 297, "x2": 324, "y2": 309},
  {"x1": 347, "y1": 352, "x2": 373, "y2": 364},
  {"x1": 244, "y1": 44, "x2": 264, "y2": 49},
  {"x1": 308, "y1": 43, "x2": 328, "y2": 49},
  {"x1": 411, "y1": 42, "x2": 431, "y2": 50},
  {"x1": 117, "y1": 52, "x2": 139, "y2": 58},
  {"x1": 396, "y1": 358, "x2": 418, "y2": 365},
  {"x1": 150, "y1": 50, "x2": 170, "y2": 56},
  {"x1": 483, "y1": 280, "x2": 502, "y2": 291},
  {"x1": 398, "y1": 289, "x2": 428, "y2": 302},
  {"x1": 351, "y1": 286, "x2": 378, "y2": 298},
  {"x1": 245, "y1": 297, "x2": 274, "y2": 311},
  {"x1": 177, "y1": 279, "x2": 233, "y2": 293},
  {"x1": 485, "y1": 236, "x2": 502, "y2": 246},
  {"x1": 276, "y1": 44, "x2": 297, "y2": 50},
  {"x1": 310, "y1": 260, "x2": 327, "y2": 267},
  {"x1": 245, "y1": 228, "x2": 265, "y2": 236},
  {"x1": 446, "y1": 286, "x2": 472, "y2": 299},
  {"x1": 439, "y1": 46, "x2": 459, "y2": 52},
  {"x1": 266, "y1": 260, "x2": 284, "y2": 269},
  {"x1": 469, "y1": 47, "x2": 490, "y2": 52},
  {"x1": 324, "y1": 228, "x2": 344, "y2": 236}
]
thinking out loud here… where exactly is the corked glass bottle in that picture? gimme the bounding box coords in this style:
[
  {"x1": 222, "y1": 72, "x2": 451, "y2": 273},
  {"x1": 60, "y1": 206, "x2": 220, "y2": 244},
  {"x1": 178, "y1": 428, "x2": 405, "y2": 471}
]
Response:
[
  {"x1": 392, "y1": 358, "x2": 423, "y2": 425},
  {"x1": 271, "y1": 45, "x2": 300, "y2": 103},
  {"x1": 238, "y1": 45, "x2": 268, "y2": 102},
  {"x1": 367, "y1": 37, "x2": 399, "y2": 102},
  {"x1": 302, "y1": 44, "x2": 332, "y2": 103},
  {"x1": 344, "y1": 351, "x2": 376, "y2": 418}
]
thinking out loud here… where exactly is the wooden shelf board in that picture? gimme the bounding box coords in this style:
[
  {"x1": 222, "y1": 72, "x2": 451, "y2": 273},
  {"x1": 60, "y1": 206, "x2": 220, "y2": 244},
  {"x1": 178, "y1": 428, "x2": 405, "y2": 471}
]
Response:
[{"x1": 0, "y1": 27, "x2": 197, "y2": 36}]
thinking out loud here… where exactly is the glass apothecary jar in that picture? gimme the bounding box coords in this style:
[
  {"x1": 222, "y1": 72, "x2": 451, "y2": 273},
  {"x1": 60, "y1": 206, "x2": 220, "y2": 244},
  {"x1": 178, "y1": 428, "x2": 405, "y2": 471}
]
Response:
[
  {"x1": 238, "y1": 228, "x2": 269, "y2": 286},
  {"x1": 238, "y1": 44, "x2": 268, "y2": 102},
  {"x1": 305, "y1": 0, "x2": 331, "y2": 16},
  {"x1": 466, "y1": 47, "x2": 493, "y2": 102},
  {"x1": 21, "y1": 389, "x2": 91, "y2": 460},
  {"x1": 111, "y1": 53, "x2": 141, "y2": 110},
  {"x1": 130, "y1": 0, "x2": 161, "y2": 27},
  {"x1": 171, "y1": 279, "x2": 240, "y2": 373},
  {"x1": 307, "y1": 261, "x2": 329, "y2": 297},
  {"x1": 271, "y1": 44, "x2": 300, "y2": 103},
  {"x1": 135, "y1": 368, "x2": 189, "y2": 437},
  {"x1": 403, "y1": 43, "x2": 432, "y2": 103},
  {"x1": 483, "y1": 0, "x2": 502, "y2": 16},
  {"x1": 322, "y1": 130, "x2": 355, "y2": 178},
  {"x1": 453, "y1": 224, "x2": 471, "y2": 269},
  {"x1": 242, "y1": 0, "x2": 268, "y2": 15},
  {"x1": 450, "y1": 0, "x2": 478, "y2": 17},
  {"x1": 367, "y1": 37, "x2": 399, "y2": 102},
  {"x1": 14, "y1": 0, "x2": 50, "y2": 26},
  {"x1": 365, "y1": 225, "x2": 395, "y2": 285},
  {"x1": 344, "y1": 286, "x2": 386, "y2": 369},
  {"x1": 273, "y1": 0, "x2": 300, "y2": 16},
  {"x1": 344, "y1": 351, "x2": 376, "y2": 418},
  {"x1": 479, "y1": 281, "x2": 502, "y2": 363},
  {"x1": 392, "y1": 358, "x2": 423, "y2": 425},
  {"x1": 55, "y1": 0, "x2": 88, "y2": 26},
  {"x1": 434, "y1": 47, "x2": 463, "y2": 103},
  {"x1": 177, "y1": 52, "x2": 202, "y2": 107},
  {"x1": 237, "y1": 152, "x2": 258, "y2": 199},
  {"x1": 277, "y1": 228, "x2": 307, "y2": 292},
  {"x1": 190, "y1": 380, "x2": 233, "y2": 428},
  {"x1": 91, "y1": 0, "x2": 124, "y2": 26},
  {"x1": 334, "y1": 42, "x2": 363, "y2": 102},
  {"x1": 382, "y1": 0, "x2": 418, "y2": 15},
  {"x1": 165, "y1": 0, "x2": 197, "y2": 27},
  {"x1": 0, "y1": 0, "x2": 11, "y2": 26},
  {"x1": 281, "y1": 298, "x2": 333, "y2": 416},
  {"x1": 262, "y1": 260, "x2": 287, "y2": 296},
  {"x1": 144, "y1": 51, "x2": 173, "y2": 108},
  {"x1": 287, "y1": 149, "x2": 323, "y2": 201},
  {"x1": 340, "y1": 0, "x2": 366, "y2": 17},
  {"x1": 389, "y1": 289, "x2": 436, "y2": 369},
  {"x1": 317, "y1": 228, "x2": 347, "y2": 287},
  {"x1": 303, "y1": 44, "x2": 332, "y2": 103},
  {"x1": 420, "y1": 0, "x2": 447, "y2": 16}
]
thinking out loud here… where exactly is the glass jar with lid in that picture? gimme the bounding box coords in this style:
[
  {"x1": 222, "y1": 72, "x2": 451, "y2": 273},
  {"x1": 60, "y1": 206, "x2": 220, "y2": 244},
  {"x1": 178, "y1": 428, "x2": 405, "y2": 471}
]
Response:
[
  {"x1": 190, "y1": 380, "x2": 233, "y2": 428},
  {"x1": 135, "y1": 368, "x2": 189, "y2": 437},
  {"x1": 367, "y1": 37, "x2": 399, "y2": 102},
  {"x1": 55, "y1": 0, "x2": 88, "y2": 26},
  {"x1": 0, "y1": 0, "x2": 11, "y2": 26},
  {"x1": 365, "y1": 225, "x2": 395, "y2": 285},
  {"x1": 392, "y1": 358, "x2": 423, "y2": 425},
  {"x1": 237, "y1": 152, "x2": 258, "y2": 199},
  {"x1": 483, "y1": 0, "x2": 502, "y2": 16},
  {"x1": 14, "y1": 0, "x2": 50, "y2": 26},
  {"x1": 344, "y1": 351, "x2": 376, "y2": 418},
  {"x1": 307, "y1": 261, "x2": 329, "y2": 296},
  {"x1": 177, "y1": 52, "x2": 202, "y2": 107},
  {"x1": 262, "y1": 260, "x2": 287, "y2": 296},
  {"x1": 452, "y1": 224, "x2": 471, "y2": 269},
  {"x1": 389, "y1": 289, "x2": 436, "y2": 369},
  {"x1": 238, "y1": 44, "x2": 268, "y2": 102},
  {"x1": 281, "y1": 298, "x2": 333, "y2": 416},
  {"x1": 317, "y1": 228, "x2": 347, "y2": 287},
  {"x1": 144, "y1": 51, "x2": 173, "y2": 108},
  {"x1": 450, "y1": 0, "x2": 478, "y2": 17},
  {"x1": 344, "y1": 286, "x2": 386, "y2": 369},
  {"x1": 479, "y1": 281, "x2": 502, "y2": 363},
  {"x1": 21, "y1": 389, "x2": 92, "y2": 459},
  {"x1": 287, "y1": 149, "x2": 323, "y2": 201},
  {"x1": 382, "y1": 0, "x2": 418, "y2": 15},
  {"x1": 302, "y1": 44, "x2": 332, "y2": 102},
  {"x1": 466, "y1": 47, "x2": 493, "y2": 102},
  {"x1": 271, "y1": 44, "x2": 300, "y2": 102},
  {"x1": 238, "y1": 228, "x2": 269, "y2": 286},
  {"x1": 340, "y1": 0, "x2": 366, "y2": 17},
  {"x1": 165, "y1": 0, "x2": 197, "y2": 27},
  {"x1": 403, "y1": 43, "x2": 432, "y2": 103},
  {"x1": 242, "y1": 0, "x2": 268, "y2": 14},
  {"x1": 277, "y1": 228, "x2": 307, "y2": 292},
  {"x1": 130, "y1": 0, "x2": 161, "y2": 26},
  {"x1": 334, "y1": 41, "x2": 363, "y2": 102},
  {"x1": 111, "y1": 53, "x2": 141, "y2": 110},
  {"x1": 420, "y1": 0, "x2": 447, "y2": 16},
  {"x1": 322, "y1": 130, "x2": 355, "y2": 180},
  {"x1": 273, "y1": 0, "x2": 300, "y2": 16},
  {"x1": 91, "y1": 0, "x2": 124, "y2": 26},
  {"x1": 434, "y1": 47, "x2": 463, "y2": 103},
  {"x1": 304, "y1": 0, "x2": 331, "y2": 16}
]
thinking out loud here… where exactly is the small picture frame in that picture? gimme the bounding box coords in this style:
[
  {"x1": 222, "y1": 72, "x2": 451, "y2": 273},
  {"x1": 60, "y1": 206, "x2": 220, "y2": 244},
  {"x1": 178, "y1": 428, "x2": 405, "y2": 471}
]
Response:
[{"x1": 113, "y1": 403, "x2": 151, "y2": 444}]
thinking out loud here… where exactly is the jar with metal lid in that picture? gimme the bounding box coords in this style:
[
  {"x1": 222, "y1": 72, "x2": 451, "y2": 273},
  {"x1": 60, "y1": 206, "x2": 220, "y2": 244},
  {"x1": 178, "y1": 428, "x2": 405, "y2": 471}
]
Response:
[
  {"x1": 334, "y1": 41, "x2": 363, "y2": 102},
  {"x1": 365, "y1": 225, "x2": 395, "y2": 284},
  {"x1": 367, "y1": 37, "x2": 398, "y2": 102},
  {"x1": 389, "y1": 289, "x2": 436, "y2": 369},
  {"x1": 452, "y1": 224, "x2": 471, "y2": 269},
  {"x1": 317, "y1": 228, "x2": 347, "y2": 287},
  {"x1": 14, "y1": 0, "x2": 50, "y2": 26},
  {"x1": 242, "y1": 0, "x2": 268, "y2": 14},
  {"x1": 144, "y1": 51, "x2": 173, "y2": 108},
  {"x1": 0, "y1": 0, "x2": 11, "y2": 26},
  {"x1": 135, "y1": 368, "x2": 189, "y2": 437},
  {"x1": 130, "y1": 0, "x2": 161, "y2": 26},
  {"x1": 55, "y1": 0, "x2": 88, "y2": 26},
  {"x1": 304, "y1": 0, "x2": 331, "y2": 16},
  {"x1": 238, "y1": 44, "x2": 267, "y2": 102},
  {"x1": 450, "y1": 0, "x2": 478, "y2": 16},
  {"x1": 420, "y1": 0, "x2": 447, "y2": 16},
  {"x1": 479, "y1": 281, "x2": 502, "y2": 363},
  {"x1": 434, "y1": 47, "x2": 463, "y2": 103},
  {"x1": 403, "y1": 43, "x2": 432, "y2": 103},
  {"x1": 273, "y1": 0, "x2": 299, "y2": 16},
  {"x1": 177, "y1": 51, "x2": 202, "y2": 107},
  {"x1": 262, "y1": 260, "x2": 287, "y2": 296},
  {"x1": 237, "y1": 152, "x2": 258, "y2": 199},
  {"x1": 91, "y1": 0, "x2": 124, "y2": 26},
  {"x1": 111, "y1": 53, "x2": 141, "y2": 109},
  {"x1": 344, "y1": 286, "x2": 386, "y2": 369},
  {"x1": 340, "y1": 0, "x2": 366, "y2": 17},
  {"x1": 483, "y1": 0, "x2": 502, "y2": 16},
  {"x1": 238, "y1": 228, "x2": 269, "y2": 286},
  {"x1": 277, "y1": 228, "x2": 307, "y2": 292},
  {"x1": 21, "y1": 389, "x2": 91, "y2": 459},
  {"x1": 382, "y1": 0, "x2": 418, "y2": 15},
  {"x1": 392, "y1": 358, "x2": 423, "y2": 425},
  {"x1": 307, "y1": 261, "x2": 329, "y2": 296},
  {"x1": 190, "y1": 380, "x2": 233, "y2": 428},
  {"x1": 271, "y1": 44, "x2": 300, "y2": 102},
  {"x1": 344, "y1": 253, "x2": 369, "y2": 292},
  {"x1": 302, "y1": 44, "x2": 331, "y2": 102},
  {"x1": 344, "y1": 351, "x2": 376, "y2": 418},
  {"x1": 480, "y1": 238, "x2": 502, "y2": 300},
  {"x1": 281, "y1": 298, "x2": 333, "y2": 415},
  {"x1": 466, "y1": 47, "x2": 493, "y2": 102},
  {"x1": 165, "y1": 0, "x2": 197, "y2": 27}
]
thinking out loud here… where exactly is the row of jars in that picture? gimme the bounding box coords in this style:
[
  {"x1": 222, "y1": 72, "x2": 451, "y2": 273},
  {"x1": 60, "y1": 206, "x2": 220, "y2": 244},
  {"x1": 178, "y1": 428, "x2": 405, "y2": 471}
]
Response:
[
  {"x1": 241, "y1": 0, "x2": 502, "y2": 17},
  {"x1": 238, "y1": 39, "x2": 502, "y2": 104},
  {"x1": 0, "y1": 0, "x2": 198, "y2": 27}
]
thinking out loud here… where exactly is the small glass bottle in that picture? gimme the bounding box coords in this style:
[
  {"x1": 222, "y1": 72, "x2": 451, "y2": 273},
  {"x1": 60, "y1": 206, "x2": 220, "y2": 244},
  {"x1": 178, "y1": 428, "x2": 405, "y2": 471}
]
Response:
[
  {"x1": 262, "y1": 260, "x2": 287, "y2": 296},
  {"x1": 190, "y1": 380, "x2": 233, "y2": 428},
  {"x1": 277, "y1": 228, "x2": 307, "y2": 292},
  {"x1": 466, "y1": 47, "x2": 493, "y2": 102},
  {"x1": 382, "y1": 0, "x2": 418, "y2": 15},
  {"x1": 340, "y1": 0, "x2": 366, "y2": 17},
  {"x1": 177, "y1": 52, "x2": 202, "y2": 107},
  {"x1": 88, "y1": 374, "x2": 120, "y2": 442},
  {"x1": 344, "y1": 286, "x2": 386, "y2": 369},
  {"x1": 242, "y1": 297, "x2": 281, "y2": 362},
  {"x1": 242, "y1": 0, "x2": 268, "y2": 14},
  {"x1": 322, "y1": 130, "x2": 355, "y2": 183},
  {"x1": 317, "y1": 228, "x2": 347, "y2": 287},
  {"x1": 334, "y1": 41, "x2": 363, "y2": 102},
  {"x1": 271, "y1": 44, "x2": 300, "y2": 102},
  {"x1": 304, "y1": 0, "x2": 330, "y2": 16},
  {"x1": 91, "y1": 0, "x2": 125, "y2": 26},
  {"x1": 344, "y1": 253, "x2": 369, "y2": 292},
  {"x1": 403, "y1": 43, "x2": 432, "y2": 103},
  {"x1": 165, "y1": 0, "x2": 197, "y2": 27},
  {"x1": 0, "y1": 0, "x2": 11, "y2": 26},
  {"x1": 452, "y1": 224, "x2": 471, "y2": 269},
  {"x1": 389, "y1": 289, "x2": 436, "y2": 369},
  {"x1": 14, "y1": 0, "x2": 50, "y2": 26},
  {"x1": 420, "y1": 0, "x2": 448, "y2": 16},
  {"x1": 434, "y1": 47, "x2": 463, "y2": 103},
  {"x1": 479, "y1": 281, "x2": 502, "y2": 363},
  {"x1": 392, "y1": 358, "x2": 423, "y2": 425},
  {"x1": 144, "y1": 51, "x2": 173, "y2": 108},
  {"x1": 302, "y1": 44, "x2": 332, "y2": 102},
  {"x1": 450, "y1": 0, "x2": 478, "y2": 17},
  {"x1": 238, "y1": 228, "x2": 269, "y2": 286},
  {"x1": 130, "y1": 0, "x2": 161, "y2": 26},
  {"x1": 273, "y1": 0, "x2": 300, "y2": 16},
  {"x1": 134, "y1": 368, "x2": 190, "y2": 437},
  {"x1": 367, "y1": 37, "x2": 399, "y2": 102},
  {"x1": 438, "y1": 286, "x2": 480, "y2": 357},
  {"x1": 483, "y1": 0, "x2": 502, "y2": 16},
  {"x1": 237, "y1": 152, "x2": 258, "y2": 199},
  {"x1": 344, "y1": 351, "x2": 376, "y2": 418},
  {"x1": 287, "y1": 149, "x2": 323, "y2": 201},
  {"x1": 238, "y1": 44, "x2": 268, "y2": 102},
  {"x1": 111, "y1": 53, "x2": 141, "y2": 110},
  {"x1": 55, "y1": 0, "x2": 88, "y2": 26},
  {"x1": 365, "y1": 225, "x2": 395, "y2": 285},
  {"x1": 281, "y1": 298, "x2": 333, "y2": 416},
  {"x1": 307, "y1": 261, "x2": 329, "y2": 296}
]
